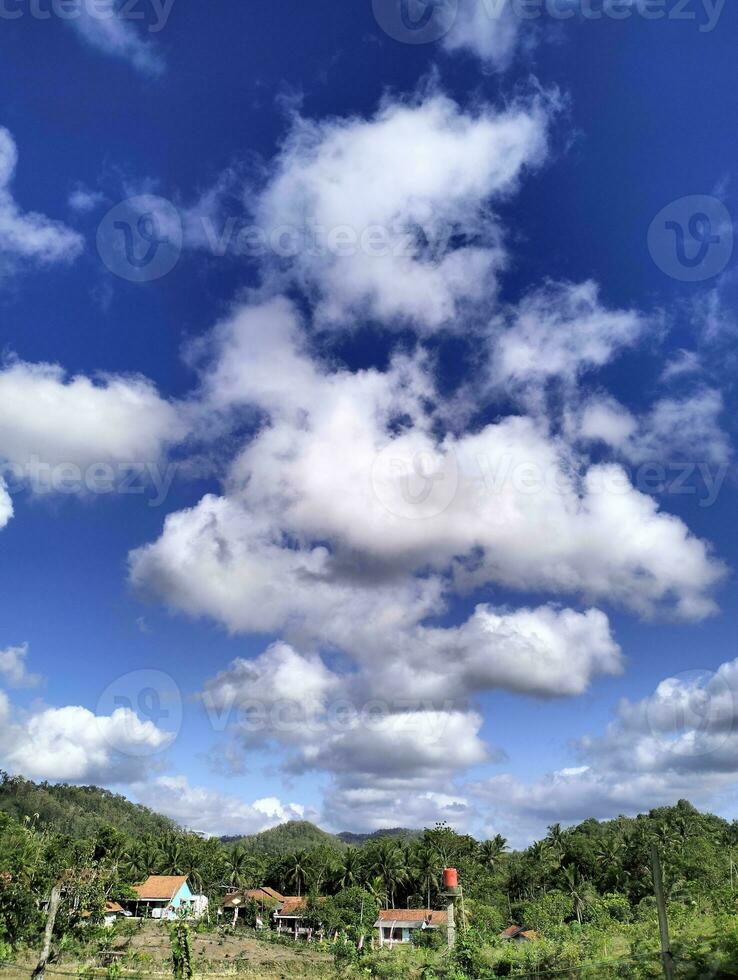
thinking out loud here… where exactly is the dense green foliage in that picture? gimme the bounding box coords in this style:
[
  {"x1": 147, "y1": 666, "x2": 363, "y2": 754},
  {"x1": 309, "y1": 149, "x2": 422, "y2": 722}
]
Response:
[
  {"x1": 0, "y1": 772, "x2": 176, "y2": 839},
  {"x1": 222, "y1": 820, "x2": 346, "y2": 855},
  {"x1": 337, "y1": 828, "x2": 421, "y2": 846},
  {"x1": 2, "y1": 776, "x2": 738, "y2": 976}
]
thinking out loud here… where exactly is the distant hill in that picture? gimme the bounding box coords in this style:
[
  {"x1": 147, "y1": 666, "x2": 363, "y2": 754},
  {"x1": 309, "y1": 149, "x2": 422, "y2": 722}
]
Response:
[
  {"x1": 337, "y1": 827, "x2": 421, "y2": 846},
  {"x1": 0, "y1": 772, "x2": 177, "y2": 839},
  {"x1": 222, "y1": 820, "x2": 346, "y2": 855}
]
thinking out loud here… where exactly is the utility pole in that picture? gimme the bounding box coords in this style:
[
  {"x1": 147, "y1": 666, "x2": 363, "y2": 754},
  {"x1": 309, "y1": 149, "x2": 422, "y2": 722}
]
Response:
[{"x1": 650, "y1": 844, "x2": 675, "y2": 980}]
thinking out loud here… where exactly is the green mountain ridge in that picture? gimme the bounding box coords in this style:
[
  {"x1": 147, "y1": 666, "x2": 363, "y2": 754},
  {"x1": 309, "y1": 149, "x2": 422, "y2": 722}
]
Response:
[
  {"x1": 0, "y1": 772, "x2": 177, "y2": 839},
  {"x1": 0, "y1": 774, "x2": 423, "y2": 852},
  {"x1": 221, "y1": 820, "x2": 347, "y2": 854}
]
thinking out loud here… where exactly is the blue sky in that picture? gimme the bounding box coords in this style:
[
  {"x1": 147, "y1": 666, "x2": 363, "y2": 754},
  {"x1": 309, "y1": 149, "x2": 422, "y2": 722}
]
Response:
[{"x1": 0, "y1": 0, "x2": 737, "y2": 845}]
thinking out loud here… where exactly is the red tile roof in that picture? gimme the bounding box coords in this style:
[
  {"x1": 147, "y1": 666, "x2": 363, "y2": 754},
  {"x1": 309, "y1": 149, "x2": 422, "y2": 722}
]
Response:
[
  {"x1": 134, "y1": 875, "x2": 188, "y2": 900},
  {"x1": 262, "y1": 887, "x2": 285, "y2": 901},
  {"x1": 500, "y1": 924, "x2": 538, "y2": 940},
  {"x1": 377, "y1": 909, "x2": 448, "y2": 926},
  {"x1": 105, "y1": 901, "x2": 125, "y2": 914},
  {"x1": 222, "y1": 887, "x2": 285, "y2": 908},
  {"x1": 276, "y1": 897, "x2": 308, "y2": 917}
]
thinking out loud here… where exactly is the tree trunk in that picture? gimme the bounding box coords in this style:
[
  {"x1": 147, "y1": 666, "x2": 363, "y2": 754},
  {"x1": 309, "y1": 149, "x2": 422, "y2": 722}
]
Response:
[{"x1": 32, "y1": 882, "x2": 62, "y2": 979}]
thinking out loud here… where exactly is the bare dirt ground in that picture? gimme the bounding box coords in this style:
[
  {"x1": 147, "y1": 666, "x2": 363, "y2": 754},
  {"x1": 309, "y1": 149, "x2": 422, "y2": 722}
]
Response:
[{"x1": 5, "y1": 921, "x2": 334, "y2": 978}]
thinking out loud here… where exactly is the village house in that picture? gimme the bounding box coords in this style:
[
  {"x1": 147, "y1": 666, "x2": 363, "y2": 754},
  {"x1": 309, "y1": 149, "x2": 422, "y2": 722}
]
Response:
[
  {"x1": 129, "y1": 875, "x2": 208, "y2": 920},
  {"x1": 273, "y1": 896, "x2": 322, "y2": 940},
  {"x1": 374, "y1": 909, "x2": 448, "y2": 946},
  {"x1": 220, "y1": 887, "x2": 285, "y2": 926},
  {"x1": 500, "y1": 924, "x2": 538, "y2": 943},
  {"x1": 103, "y1": 901, "x2": 130, "y2": 927}
]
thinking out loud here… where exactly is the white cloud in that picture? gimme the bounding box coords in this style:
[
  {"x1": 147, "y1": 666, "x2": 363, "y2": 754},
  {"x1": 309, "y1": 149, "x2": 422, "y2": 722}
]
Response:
[
  {"x1": 68, "y1": 2, "x2": 165, "y2": 75},
  {"x1": 0, "y1": 128, "x2": 83, "y2": 270},
  {"x1": 0, "y1": 704, "x2": 173, "y2": 784},
  {"x1": 0, "y1": 359, "x2": 186, "y2": 483},
  {"x1": 661, "y1": 349, "x2": 702, "y2": 383},
  {"x1": 576, "y1": 389, "x2": 731, "y2": 466},
  {"x1": 443, "y1": 0, "x2": 526, "y2": 70},
  {"x1": 0, "y1": 478, "x2": 12, "y2": 532},
  {"x1": 488, "y1": 281, "x2": 643, "y2": 400},
  {"x1": 0, "y1": 643, "x2": 42, "y2": 689},
  {"x1": 68, "y1": 187, "x2": 107, "y2": 213},
  {"x1": 373, "y1": 604, "x2": 623, "y2": 701},
  {"x1": 131, "y1": 298, "x2": 724, "y2": 710},
  {"x1": 324, "y1": 784, "x2": 475, "y2": 834},
  {"x1": 253, "y1": 92, "x2": 550, "y2": 329},
  {"x1": 133, "y1": 775, "x2": 309, "y2": 837}
]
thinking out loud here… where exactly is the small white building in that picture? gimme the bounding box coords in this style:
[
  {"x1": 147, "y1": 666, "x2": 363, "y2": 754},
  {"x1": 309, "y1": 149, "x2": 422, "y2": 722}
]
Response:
[
  {"x1": 375, "y1": 909, "x2": 447, "y2": 946},
  {"x1": 103, "y1": 901, "x2": 131, "y2": 927}
]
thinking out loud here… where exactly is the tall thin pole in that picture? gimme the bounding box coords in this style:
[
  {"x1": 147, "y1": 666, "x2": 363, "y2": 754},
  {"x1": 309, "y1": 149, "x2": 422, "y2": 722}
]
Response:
[{"x1": 650, "y1": 844, "x2": 675, "y2": 980}]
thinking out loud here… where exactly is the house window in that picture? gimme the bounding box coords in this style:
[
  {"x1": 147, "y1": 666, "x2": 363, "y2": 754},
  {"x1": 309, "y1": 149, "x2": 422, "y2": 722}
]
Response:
[{"x1": 383, "y1": 927, "x2": 404, "y2": 942}]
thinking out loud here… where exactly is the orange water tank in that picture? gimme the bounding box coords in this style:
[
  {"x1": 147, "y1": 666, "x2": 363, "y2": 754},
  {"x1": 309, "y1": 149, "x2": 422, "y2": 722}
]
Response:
[{"x1": 443, "y1": 867, "x2": 458, "y2": 890}]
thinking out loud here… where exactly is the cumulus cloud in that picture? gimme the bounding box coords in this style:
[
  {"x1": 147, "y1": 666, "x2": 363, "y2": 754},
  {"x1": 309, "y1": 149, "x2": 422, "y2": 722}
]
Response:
[
  {"x1": 324, "y1": 784, "x2": 475, "y2": 834},
  {"x1": 0, "y1": 704, "x2": 173, "y2": 784},
  {"x1": 575, "y1": 389, "x2": 731, "y2": 466},
  {"x1": 0, "y1": 359, "x2": 186, "y2": 485},
  {"x1": 374, "y1": 604, "x2": 623, "y2": 702},
  {"x1": 0, "y1": 128, "x2": 82, "y2": 271},
  {"x1": 133, "y1": 297, "x2": 723, "y2": 629},
  {"x1": 488, "y1": 281, "x2": 644, "y2": 402},
  {"x1": 0, "y1": 643, "x2": 42, "y2": 689},
  {"x1": 133, "y1": 775, "x2": 310, "y2": 837},
  {"x1": 253, "y1": 92, "x2": 550, "y2": 329}
]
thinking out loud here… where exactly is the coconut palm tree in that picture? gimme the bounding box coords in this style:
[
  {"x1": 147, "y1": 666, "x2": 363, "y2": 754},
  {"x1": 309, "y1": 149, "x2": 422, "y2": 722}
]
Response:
[
  {"x1": 226, "y1": 846, "x2": 254, "y2": 890},
  {"x1": 561, "y1": 865, "x2": 593, "y2": 925},
  {"x1": 338, "y1": 847, "x2": 363, "y2": 889},
  {"x1": 546, "y1": 823, "x2": 566, "y2": 865},
  {"x1": 286, "y1": 850, "x2": 310, "y2": 898},
  {"x1": 371, "y1": 841, "x2": 406, "y2": 909},
  {"x1": 479, "y1": 835, "x2": 508, "y2": 874},
  {"x1": 413, "y1": 845, "x2": 442, "y2": 909},
  {"x1": 160, "y1": 837, "x2": 185, "y2": 876}
]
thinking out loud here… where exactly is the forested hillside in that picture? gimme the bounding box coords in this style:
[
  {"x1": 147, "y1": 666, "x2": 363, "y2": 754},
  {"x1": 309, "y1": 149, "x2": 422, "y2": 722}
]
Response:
[
  {"x1": 337, "y1": 828, "x2": 421, "y2": 846},
  {"x1": 0, "y1": 772, "x2": 177, "y2": 838},
  {"x1": 222, "y1": 820, "x2": 346, "y2": 855}
]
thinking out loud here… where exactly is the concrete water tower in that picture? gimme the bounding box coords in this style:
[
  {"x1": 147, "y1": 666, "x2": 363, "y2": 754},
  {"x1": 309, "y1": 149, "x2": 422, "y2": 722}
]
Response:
[{"x1": 442, "y1": 868, "x2": 460, "y2": 948}]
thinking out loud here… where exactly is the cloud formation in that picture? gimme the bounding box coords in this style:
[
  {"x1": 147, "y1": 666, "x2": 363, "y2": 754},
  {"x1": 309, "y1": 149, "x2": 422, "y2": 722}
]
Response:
[
  {"x1": 0, "y1": 704, "x2": 173, "y2": 784},
  {"x1": 472, "y1": 657, "x2": 738, "y2": 843},
  {"x1": 133, "y1": 775, "x2": 310, "y2": 837},
  {"x1": 0, "y1": 359, "x2": 186, "y2": 486},
  {"x1": 253, "y1": 93, "x2": 550, "y2": 328},
  {"x1": 0, "y1": 128, "x2": 82, "y2": 272},
  {"x1": 0, "y1": 643, "x2": 42, "y2": 689},
  {"x1": 133, "y1": 297, "x2": 723, "y2": 630},
  {"x1": 68, "y1": 1, "x2": 165, "y2": 75}
]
